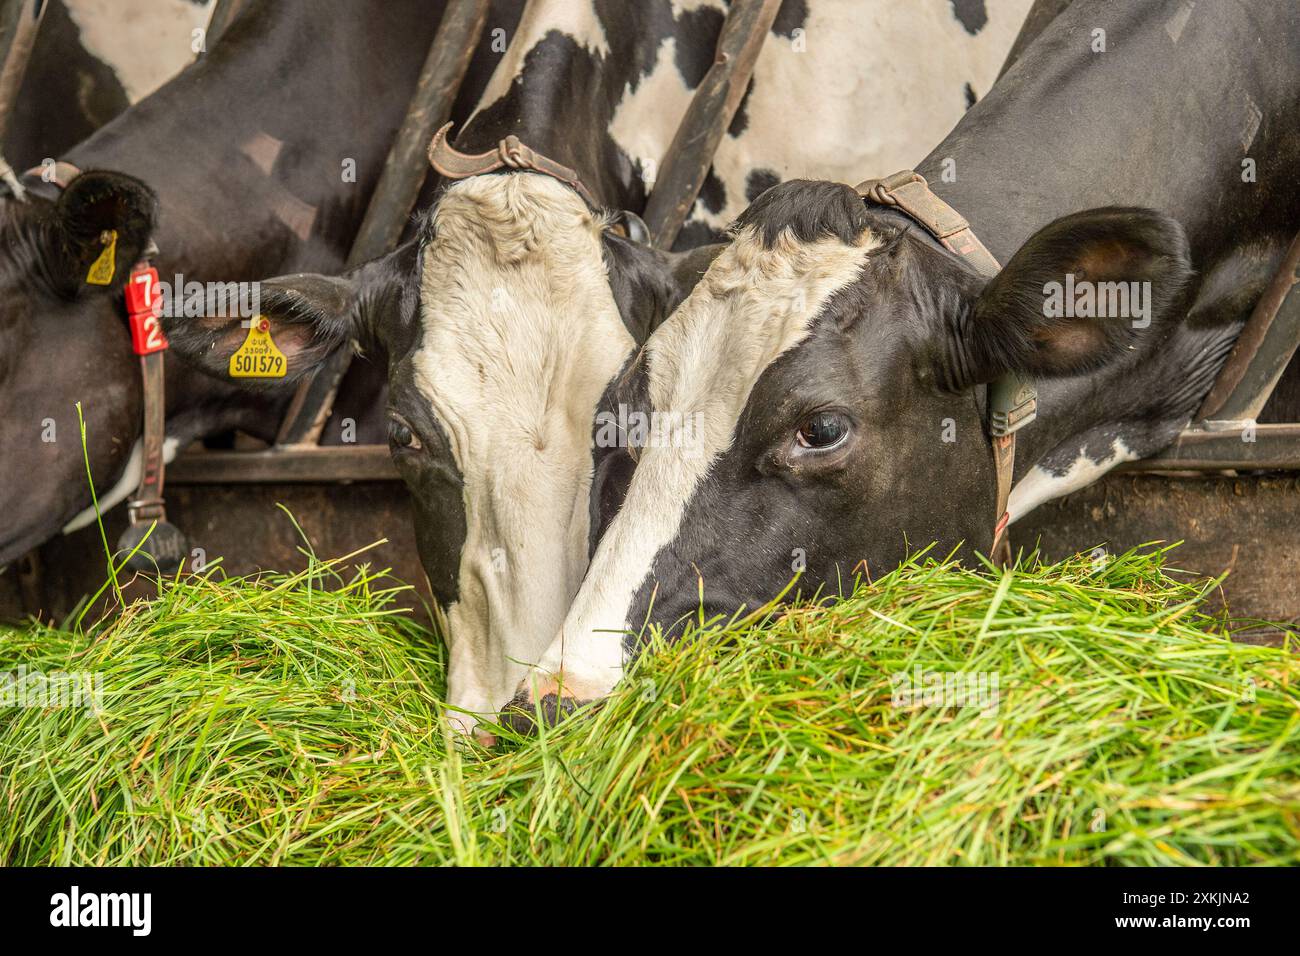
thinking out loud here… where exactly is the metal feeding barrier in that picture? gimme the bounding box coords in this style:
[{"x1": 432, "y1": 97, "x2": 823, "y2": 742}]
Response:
[
  {"x1": 1120, "y1": 230, "x2": 1300, "y2": 472},
  {"x1": 167, "y1": 0, "x2": 496, "y2": 483},
  {"x1": 271, "y1": 0, "x2": 493, "y2": 449},
  {"x1": 641, "y1": 0, "x2": 783, "y2": 250}
]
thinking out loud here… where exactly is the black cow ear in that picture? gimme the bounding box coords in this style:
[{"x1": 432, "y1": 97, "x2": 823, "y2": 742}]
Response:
[
  {"x1": 53, "y1": 170, "x2": 158, "y2": 295},
  {"x1": 948, "y1": 208, "x2": 1192, "y2": 388},
  {"x1": 164, "y1": 246, "x2": 412, "y2": 387}
]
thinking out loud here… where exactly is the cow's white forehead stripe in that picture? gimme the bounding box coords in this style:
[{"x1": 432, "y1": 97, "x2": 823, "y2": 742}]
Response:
[
  {"x1": 534, "y1": 225, "x2": 877, "y2": 691},
  {"x1": 413, "y1": 174, "x2": 635, "y2": 724}
]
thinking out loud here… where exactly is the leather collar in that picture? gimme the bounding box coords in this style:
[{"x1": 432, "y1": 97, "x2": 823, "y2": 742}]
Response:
[
  {"x1": 427, "y1": 121, "x2": 597, "y2": 208},
  {"x1": 855, "y1": 170, "x2": 1037, "y2": 562}
]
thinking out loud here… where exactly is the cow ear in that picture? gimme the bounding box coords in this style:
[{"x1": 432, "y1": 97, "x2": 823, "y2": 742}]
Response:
[
  {"x1": 947, "y1": 208, "x2": 1192, "y2": 389},
  {"x1": 53, "y1": 170, "x2": 158, "y2": 295},
  {"x1": 164, "y1": 247, "x2": 413, "y2": 387}
]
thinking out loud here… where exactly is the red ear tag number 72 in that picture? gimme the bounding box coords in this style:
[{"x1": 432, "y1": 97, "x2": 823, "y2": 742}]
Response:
[{"x1": 125, "y1": 265, "x2": 169, "y2": 356}]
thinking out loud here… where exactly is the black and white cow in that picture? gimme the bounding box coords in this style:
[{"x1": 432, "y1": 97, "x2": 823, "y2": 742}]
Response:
[
  {"x1": 5, "y1": 0, "x2": 216, "y2": 166},
  {"x1": 503, "y1": 0, "x2": 1300, "y2": 726},
  {"x1": 671, "y1": 0, "x2": 1035, "y2": 247},
  {"x1": 0, "y1": 1, "x2": 515, "y2": 566},
  {"x1": 168, "y1": 0, "x2": 1036, "y2": 741},
  {"x1": 167, "y1": 0, "x2": 733, "y2": 741}
]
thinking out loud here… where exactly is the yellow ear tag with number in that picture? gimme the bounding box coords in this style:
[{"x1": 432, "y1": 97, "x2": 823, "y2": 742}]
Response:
[
  {"x1": 229, "y1": 316, "x2": 288, "y2": 378},
  {"x1": 85, "y1": 230, "x2": 117, "y2": 285}
]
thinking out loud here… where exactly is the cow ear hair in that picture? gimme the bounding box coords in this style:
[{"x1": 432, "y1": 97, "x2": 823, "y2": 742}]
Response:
[
  {"x1": 164, "y1": 247, "x2": 412, "y2": 387},
  {"x1": 52, "y1": 170, "x2": 158, "y2": 296}
]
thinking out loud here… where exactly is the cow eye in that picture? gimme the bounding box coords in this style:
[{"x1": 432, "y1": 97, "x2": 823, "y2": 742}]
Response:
[
  {"x1": 388, "y1": 417, "x2": 421, "y2": 451},
  {"x1": 796, "y1": 411, "x2": 850, "y2": 450}
]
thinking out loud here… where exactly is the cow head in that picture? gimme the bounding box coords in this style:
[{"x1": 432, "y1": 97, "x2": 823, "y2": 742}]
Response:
[
  {"x1": 166, "y1": 171, "x2": 713, "y2": 740},
  {"x1": 504, "y1": 178, "x2": 1193, "y2": 729},
  {"x1": 0, "y1": 171, "x2": 157, "y2": 568}
]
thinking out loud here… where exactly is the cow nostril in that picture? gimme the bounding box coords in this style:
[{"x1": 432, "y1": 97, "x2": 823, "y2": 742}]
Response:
[{"x1": 497, "y1": 691, "x2": 583, "y2": 736}]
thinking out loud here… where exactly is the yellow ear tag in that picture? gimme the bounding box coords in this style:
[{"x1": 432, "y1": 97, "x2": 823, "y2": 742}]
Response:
[
  {"x1": 85, "y1": 230, "x2": 117, "y2": 285},
  {"x1": 229, "y1": 316, "x2": 288, "y2": 378}
]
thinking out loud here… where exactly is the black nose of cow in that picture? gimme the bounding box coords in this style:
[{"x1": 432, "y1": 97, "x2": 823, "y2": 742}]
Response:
[{"x1": 496, "y1": 690, "x2": 583, "y2": 736}]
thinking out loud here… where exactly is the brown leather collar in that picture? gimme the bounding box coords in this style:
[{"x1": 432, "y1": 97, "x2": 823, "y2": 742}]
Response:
[
  {"x1": 427, "y1": 121, "x2": 597, "y2": 208},
  {"x1": 855, "y1": 170, "x2": 1037, "y2": 563}
]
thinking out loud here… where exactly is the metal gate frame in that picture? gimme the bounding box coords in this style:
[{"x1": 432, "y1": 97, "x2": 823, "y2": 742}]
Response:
[{"x1": 1123, "y1": 231, "x2": 1300, "y2": 473}]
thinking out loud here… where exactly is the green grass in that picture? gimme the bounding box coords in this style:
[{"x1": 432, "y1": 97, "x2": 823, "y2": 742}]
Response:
[{"x1": 1, "y1": 546, "x2": 1298, "y2": 866}]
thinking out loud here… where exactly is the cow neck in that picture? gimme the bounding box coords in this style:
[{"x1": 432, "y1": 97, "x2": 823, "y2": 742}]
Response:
[
  {"x1": 855, "y1": 171, "x2": 1037, "y2": 564},
  {"x1": 916, "y1": 0, "x2": 1299, "y2": 263}
]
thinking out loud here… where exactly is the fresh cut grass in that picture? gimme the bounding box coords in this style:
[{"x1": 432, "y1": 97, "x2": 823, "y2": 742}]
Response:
[{"x1": 1, "y1": 545, "x2": 1298, "y2": 865}]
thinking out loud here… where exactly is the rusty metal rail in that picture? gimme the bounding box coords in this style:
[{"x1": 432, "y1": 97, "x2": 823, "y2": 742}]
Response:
[
  {"x1": 273, "y1": 0, "x2": 491, "y2": 447},
  {"x1": 641, "y1": 0, "x2": 783, "y2": 250},
  {"x1": 170, "y1": 445, "x2": 396, "y2": 484},
  {"x1": 1121, "y1": 228, "x2": 1300, "y2": 474},
  {"x1": 1197, "y1": 230, "x2": 1300, "y2": 425},
  {"x1": 0, "y1": 0, "x2": 46, "y2": 145},
  {"x1": 1118, "y1": 424, "x2": 1300, "y2": 472}
]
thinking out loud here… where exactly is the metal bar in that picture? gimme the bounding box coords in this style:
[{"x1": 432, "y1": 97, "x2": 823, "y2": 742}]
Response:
[
  {"x1": 642, "y1": 0, "x2": 783, "y2": 250},
  {"x1": 343, "y1": 0, "x2": 492, "y2": 268},
  {"x1": 0, "y1": 0, "x2": 46, "y2": 145},
  {"x1": 274, "y1": 0, "x2": 491, "y2": 448},
  {"x1": 177, "y1": 423, "x2": 1300, "y2": 483},
  {"x1": 1119, "y1": 424, "x2": 1300, "y2": 472},
  {"x1": 169, "y1": 445, "x2": 397, "y2": 485},
  {"x1": 204, "y1": 0, "x2": 247, "y2": 46},
  {"x1": 1196, "y1": 229, "x2": 1300, "y2": 424}
]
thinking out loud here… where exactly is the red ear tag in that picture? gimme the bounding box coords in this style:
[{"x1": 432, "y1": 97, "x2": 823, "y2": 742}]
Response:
[{"x1": 125, "y1": 264, "x2": 169, "y2": 356}]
